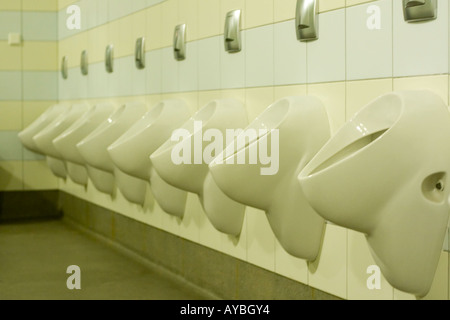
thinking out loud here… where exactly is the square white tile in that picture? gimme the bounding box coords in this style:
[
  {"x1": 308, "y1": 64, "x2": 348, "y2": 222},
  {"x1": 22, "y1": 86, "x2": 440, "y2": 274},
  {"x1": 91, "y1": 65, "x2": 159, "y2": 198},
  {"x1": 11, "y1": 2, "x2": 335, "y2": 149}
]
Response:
[
  {"x1": 346, "y1": 0, "x2": 393, "y2": 80},
  {"x1": 198, "y1": 36, "x2": 221, "y2": 91},
  {"x1": 23, "y1": 71, "x2": 58, "y2": 101},
  {"x1": 307, "y1": 9, "x2": 346, "y2": 84},
  {"x1": 179, "y1": 42, "x2": 199, "y2": 92},
  {"x1": 274, "y1": 20, "x2": 307, "y2": 86},
  {"x1": 221, "y1": 33, "x2": 246, "y2": 89},
  {"x1": 161, "y1": 47, "x2": 179, "y2": 94},
  {"x1": 146, "y1": 50, "x2": 162, "y2": 95},
  {"x1": 393, "y1": 0, "x2": 448, "y2": 77},
  {"x1": 245, "y1": 25, "x2": 274, "y2": 88}
]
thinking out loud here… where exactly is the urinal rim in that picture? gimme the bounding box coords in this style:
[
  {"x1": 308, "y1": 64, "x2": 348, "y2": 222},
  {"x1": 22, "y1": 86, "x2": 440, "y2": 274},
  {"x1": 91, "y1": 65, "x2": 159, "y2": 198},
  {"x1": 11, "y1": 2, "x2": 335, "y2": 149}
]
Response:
[
  {"x1": 33, "y1": 104, "x2": 90, "y2": 157},
  {"x1": 77, "y1": 102, "x2": 146, "y2": 148},
  {"x1": 53, "y1": 103, "x2": 113, "y2": 146},
  {"x1": 108, "y1": 102, "x2": 166, "y2": 150},
  {"x1": 299, "y1": 92, "x2": 405, "y2": 179},
  {"x1": 150, "y1": 100, "x2": 221, "y2": 158},
  {"x1": 53, "y1": 103, "x2": 116, "y2": 163},
  {"x1": 211, "y1": 96, "x2": 315, "y2": 165},
  {"x1": 19, "y1": 104, "x2": 69, "y2": 151}
]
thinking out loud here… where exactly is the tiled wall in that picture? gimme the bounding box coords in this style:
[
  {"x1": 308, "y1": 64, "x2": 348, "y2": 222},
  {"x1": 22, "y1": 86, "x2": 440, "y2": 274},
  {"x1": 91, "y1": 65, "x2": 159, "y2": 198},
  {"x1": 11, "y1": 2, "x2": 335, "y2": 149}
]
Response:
[
  {"x1": 0, "y1": 0, "x2": 59, "y2": 191},
  {"x1": 20, "y1": 0, "x2": 448, "y2": 299}
]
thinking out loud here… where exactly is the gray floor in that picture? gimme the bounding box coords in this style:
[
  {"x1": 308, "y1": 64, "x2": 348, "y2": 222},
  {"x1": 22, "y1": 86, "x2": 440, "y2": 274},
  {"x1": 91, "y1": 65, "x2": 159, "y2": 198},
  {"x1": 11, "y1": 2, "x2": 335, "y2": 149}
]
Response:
[{"x1": 0, "y1": 219, "x2": 213, "y2": 300}]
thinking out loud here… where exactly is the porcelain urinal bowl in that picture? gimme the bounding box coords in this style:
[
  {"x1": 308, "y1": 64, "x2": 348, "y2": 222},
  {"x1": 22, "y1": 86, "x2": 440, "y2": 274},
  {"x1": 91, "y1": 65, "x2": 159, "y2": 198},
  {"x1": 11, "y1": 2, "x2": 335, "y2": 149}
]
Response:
[
  {"x1": 150, "y1": 99, "x2": 248, "y2": 233},
  {"x1": 209, "y1": 96, "x2": 330, "y2": 260},
  {"x1": 76, "y1": 102, "x2": 147, "y2": 196},
  {"x1": 32, "y1": 104, "x2": 90, "y2": 179},
  {"x1": 53, "y1": 103, "x2": 116, "y2": 186},
  {"x1": 298, "y1": 90, "x2": 450, "y2": 297},
  {"x1": 19, "y1": 104, "x2": 69, "y2": 154},
  {"x1": 107, "y1": 100, "x2": 191, "y2": 208}
]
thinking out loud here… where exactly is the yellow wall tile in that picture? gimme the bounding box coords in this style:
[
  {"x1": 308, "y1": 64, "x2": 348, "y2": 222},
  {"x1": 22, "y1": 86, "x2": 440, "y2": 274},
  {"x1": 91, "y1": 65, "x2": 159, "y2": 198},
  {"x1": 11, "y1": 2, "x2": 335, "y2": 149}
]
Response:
[
  {"x1": 146, "y1": 4, "x2": 163, "y2": 50},
  {"x1": 22, "y1": 101, "x2": 58, "y2": 128},
  {"x1": 245, "y1": 86, "x2": 274, "y2": 122},
  {"x1": 22, "y1": 0, "x2": 58, "y2": 11},
  {"x1": 0, "y1": 161, "x2": 23, "y2": 191},
  {"x1": 245, "y1": 0, "x2": 273, "y2": 29},
  {"x1": 346, "y1": 0, "x2": 376, "y2": 7},
  {"x1": 246, "y1": 207, "x2": 276, "y2": 271},
  {"x1": 198, "y1": 0, "x2": 221, "y2": 39},
  {"x1": 58, "y1": 0, "x2": 77, "y2": 10},
  {"x1": 394, "y1": 75, "x2": 449, "y2": 105},
  {"x1": 308, "y1": 82, "x2": 346, "y2": 135},
  {"x1": 308, "y1": 224, "x2": 347, "y2": 299},
  {"x1": 274, "y1": 0, "x2": 297, "y2": 22},
  {"x1": 0, "y1": 101, "x2": 22, "y2": 131},
  {"x1": 87, "y1": 24, "x2": 109, "y2": 64},
  {"x1": 163, "y1": 91, "x2": 199, "y2": 114},
  {"x1": 178, "y1": 0, "x2": 199, "y2": 42},
  {"x1": 220, "y1": 0, "x2": 246, "y2": 33},
  {"x1": 274, "y1": 84, "x2": 307, "y2": 100},
  {"x1": 0, "y1": 41, "x2": 22, "y2": 71},
  {"x1": 320, "y1": 0, "x2": 346, "y2": 12},
  {"x1": 23, "y1": 41, "x2": 58, "y2": 71},
  {"x1": 23, "y1": 160, "x2": 59, "y2": 190},
  {"x1": 58, "y1": 32, "x2": 88, "y2": 69},
  {"x1": 346, "y1": 78, "x2": 393, "y2": 121},
  {"x1": 161, "y1": 0, "x2": 179, "y2": 48},
  {"x1": 0, "y1": 0, "x2": 21, "y2": 10}
]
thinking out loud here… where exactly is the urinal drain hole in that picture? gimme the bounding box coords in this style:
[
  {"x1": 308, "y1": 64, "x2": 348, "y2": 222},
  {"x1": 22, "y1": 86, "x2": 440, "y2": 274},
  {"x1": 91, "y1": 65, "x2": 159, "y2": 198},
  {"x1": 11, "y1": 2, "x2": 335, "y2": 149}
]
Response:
[{"x1": 422, "y1": 173, "x2": 447, "y2": 203}]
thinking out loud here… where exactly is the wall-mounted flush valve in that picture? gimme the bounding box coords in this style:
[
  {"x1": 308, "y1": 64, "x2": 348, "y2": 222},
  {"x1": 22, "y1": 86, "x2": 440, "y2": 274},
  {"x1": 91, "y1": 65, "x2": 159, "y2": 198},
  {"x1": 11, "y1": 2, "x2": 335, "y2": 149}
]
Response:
[
  {"x1": 173, "y1": 24, "x2": 186, "y2": 61},
  {"x1": 61, "y1": 56, "x2": 68, "y2": 79},
  {"x1": 80, "y1": 50, "x2": 88, "y2": 76},
  {"x1": 135, "y1": 37, "x2": 145, "y2": 69},
  {"x1": 105, "y1": 44, "x2": 114, "y2": 73},
  {"x1": 296, "y1": 0, "x2": 319, "y2": 42},
  {"x1": 403, "y1": 0, "x2": 437, "y2": 22},
  {"x1": 224, "y1": 10, "x2": 241, "y2": 53}
]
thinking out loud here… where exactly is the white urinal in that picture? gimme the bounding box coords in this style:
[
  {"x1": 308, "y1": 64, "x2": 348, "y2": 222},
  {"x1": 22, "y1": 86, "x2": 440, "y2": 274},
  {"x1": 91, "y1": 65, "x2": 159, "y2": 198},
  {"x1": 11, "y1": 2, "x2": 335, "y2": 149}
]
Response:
[
  {"x1": 33, "y1": 104, "x2": 90, "y2": 179},
  {"x1": 19, "y1": 104, "x2": 69, "y2": 154},
  {"x1": 108, "y1": 100, "x2": 191, "y2": 208},
  {"x1": 298, "y1": 91, "x2": 450, "y2": 297},
  {"x1": 150, "y1": 99, "x2": 248, "y2": 234},
  {"x1": 209, "y1": 96, "x2": 330, "y2": 260},
  {"x1": 76, "y1": 102, "x2": 147, "y2": 196},
  {"x1": 53, "y1": 103, "x2": 116, "y2": 186}
]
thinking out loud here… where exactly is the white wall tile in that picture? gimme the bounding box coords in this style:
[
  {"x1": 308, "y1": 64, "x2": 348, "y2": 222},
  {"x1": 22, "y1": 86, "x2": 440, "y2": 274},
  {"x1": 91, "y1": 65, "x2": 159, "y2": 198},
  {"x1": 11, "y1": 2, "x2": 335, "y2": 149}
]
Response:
[
  {"x1": 23, "y1": 12, "x2": 58, "y2": 41},
  {"x1": 0, "y1": 12, "x2": 21, "y2": 40},
  {"x1": 146, "y1": 50, "x2": 162, "y2": 95},
  {"x1": 246, "y1": 207, "x2": 276, "y2": 271},
  {"x1": 274, "y1": 19, "x2": 307, "y2": 86},
  {"x1": 87, "y1": 62, "x2": 108, "y2": 98},
  {"x1": 220, "y1": 33, "x2": 246, "y2": 89},
  {"x1": 346, "y1": 0, "x2": 393, "y2": 80},
  {"x1": 23, "y1": 71, "x2": 58, "y2": 101},
  {"x1": 245, "y1": 25, "x2": 274, "y2": 88},
  {"x1": 179, "y1": 42, "x2": 199, "y2": 92},
  {"x1": 198, "y1": 36, "x2": 221, "y2": 91},
  {"x1": 307, "y1": 9, "x2": 346, "y2": 83},
  {"x1": 131, "y1": 63, "x2": 148, "y2": 96},
  {"x1": 0, "y1": 72, "x2": 22, "y2": 101},
  {"x1": 308, "y1": 224, "x2": 347, "y2": 299},
  {"x1": 161, "y1": 47, "x2": 179, "y2": 93},
  {"x1": 393, "y1": 0, "x2": 448, "y2": 77}
]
